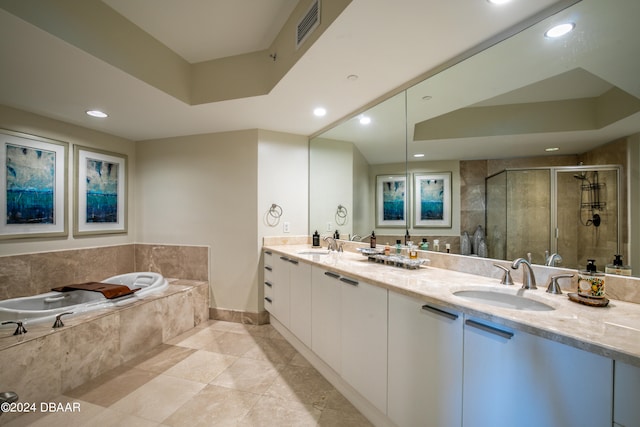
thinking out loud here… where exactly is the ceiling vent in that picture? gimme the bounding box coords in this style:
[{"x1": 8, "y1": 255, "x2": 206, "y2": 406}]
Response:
[{"x1": 296, "y1": 0, "x2": 320, "y2": 49}]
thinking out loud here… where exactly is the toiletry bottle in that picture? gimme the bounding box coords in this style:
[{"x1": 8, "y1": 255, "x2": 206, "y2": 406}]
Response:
[
  {"x1": 409, "y1": 244, "x2": 418, "y2": 259},
  {"x1": 578, "y1": 259, "x2": 605, "y2": 297},
  {"x1": 370, "y1": 231, "x2": 376, "y2": 249},
  {"x1": 313, "y1": 230, "x2": 320, "y2": 247},
  {"x1": 445, "y1": 243, "x2": 451, "y2": 253},
  {"x1": 384, "y1": 242, "x2": 391, "y2": 256},
  {"x1": 334, "y1": 230, "x2": 339, "y2": 240},
  {"x1": 420, "y1": 238, "x2": 428, "y2": 250},
  {"x1": 396, "y1": 239, "x2": 402, "y2": 255},
  {"x1": 433, "y1": 239, "x2": 440, "y2": 252},
  {"x1": 405, "y1": 230, "x2": 411, "y2": 245},
  {"x1": 606, "y1": 255, "x2": 632, "y2": 276}
]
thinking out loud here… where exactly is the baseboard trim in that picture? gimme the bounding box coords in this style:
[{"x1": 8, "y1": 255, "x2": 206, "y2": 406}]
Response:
[{"x1": 209, "y1": 307, "x2": 270, "y2": 325}]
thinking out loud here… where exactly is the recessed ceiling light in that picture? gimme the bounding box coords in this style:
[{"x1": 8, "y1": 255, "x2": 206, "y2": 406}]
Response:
[
  {"x1": 487, "y1": 0, "x2": 511, "y2": 5},
  {"x1": 545, "y1": 22, "x2": 575, "y2": 38},
  {"x1": 86, "y1": 110, "x2": 108, "y2": 118},
  {"x1": 359, "y1": 116, "x2": 371, "y2": 125},
  {"x1": 413, "y1": 153, "x2": 425, "y2": 158},
  {"x1": 313, "y1": 107, "x2": 327, "y2": 117},
  {"x1": 545, "y1": 147, "x2": 560, "y2": 152}
]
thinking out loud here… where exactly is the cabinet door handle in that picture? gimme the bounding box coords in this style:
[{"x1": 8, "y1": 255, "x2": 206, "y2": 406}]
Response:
[
  {"x1": 265, "y1": 266, "x2": 272, "y2": 271},
  {"x1": 421, "y1": 304, "x2": 459, "y2": 320},
  {"x1": 265, "y1": 251, "x2": 272, "y2": 255},
  {"x1": 288, "y1": 259, "x2": 299, "y2": 265},
  {"x1": 264, "y1": 281, "x2": 272, "y2": 288},
  {"x1": 324, "y1": 271, "x2": 340, "y2": 279},
  {"x1": 264, "y1": 297, "x2": 273, "y2": 303},
  {"x1": 280, "y1": 256, "x2": 289, "y2": 261},
  {"x1": 465, "y1": 319, "x2": 513, "y2": 340},
  {"x1": 339, "y1": 277, "x2": 359, "y2": 286}
]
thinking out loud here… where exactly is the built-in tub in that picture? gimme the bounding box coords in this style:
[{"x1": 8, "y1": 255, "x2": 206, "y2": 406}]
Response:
[{"x1": 0, "y1": 272, "x2": 168, "y2": 327}]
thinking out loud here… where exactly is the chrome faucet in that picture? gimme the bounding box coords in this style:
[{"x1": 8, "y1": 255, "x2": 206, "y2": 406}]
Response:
[
  {"x1": 323, "y1": 236, "x2": 338, "y2": 251},
  {"x1": 545, "y1": 252, "x2": 563, "y2": 266},
  {"x1": 511, "y1": 257, "x2": 537, "y2": 289}
]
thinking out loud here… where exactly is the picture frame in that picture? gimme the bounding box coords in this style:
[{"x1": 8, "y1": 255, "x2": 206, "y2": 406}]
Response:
[
  {"x1": 414, "y1": 172, "x2": 452, "y2": 228},
  {"x1": 376, "y1": 174, "x2": 407, "y2": 227},
  {"x1": 1, "y1": 129, "x2": 68, "y2": 240},
  {"x1": 74, "y1": 145, "x2": 127, "y2": 236}
]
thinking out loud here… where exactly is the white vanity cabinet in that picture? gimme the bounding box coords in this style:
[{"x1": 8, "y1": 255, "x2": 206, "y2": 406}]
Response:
[
  {"x1": 462, "y1": 316, "x2": 613, "y2": 427},
  {"x1": 388, "y1": 292, "x2": 463, "y2": 427},
  {"x1": 614, "y1": 361, "x2": 640, "y2": 427},
  {"x1": 340, "y1": 274, "x2": 388, "y2": 414},
  {"x1": 311, "y1": 266, "x2": 343, "y2": 373}
]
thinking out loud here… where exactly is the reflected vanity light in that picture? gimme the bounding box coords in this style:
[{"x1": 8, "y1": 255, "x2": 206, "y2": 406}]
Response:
[
  {"x1": 359, "y1": 116, "x2": 371, "y2": 125},
  {"x1": 86, "y1": 109, "x2": 108, "y2": 118},
  {"x1": 544, "y1": 22, "x2": 575, "y2": 38},
  {"x1": 413, "y1": 153, "x2": 425, "y2": 158},
  {"x1": 487, "y1": 0, "x2": 511, "y2": 4},
  {"x1": 313, "y1": 107, "x2": 327, "y2": 117},
  {"x1": 545, "y1": 147, "x2": 560, "y2": 152}
]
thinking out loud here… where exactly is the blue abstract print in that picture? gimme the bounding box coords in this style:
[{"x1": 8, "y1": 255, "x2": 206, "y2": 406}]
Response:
[
  {"x1": 5, "y1": 144, "x2": 55, "y2": 224},
  {"x1": 420, "y1": 178, "x2": 444, "y2": 220},
  {"x1": 86, "y1": 158, "x2": 118, "y2": 223},
  {"x1": 383, "y1": 179, "x2": 405, "y2": 221}
]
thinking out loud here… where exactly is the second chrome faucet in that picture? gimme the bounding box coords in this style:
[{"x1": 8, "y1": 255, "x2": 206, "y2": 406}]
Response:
[{"x1": 511, "y1": 257, "x2": 537, "y2": 289}]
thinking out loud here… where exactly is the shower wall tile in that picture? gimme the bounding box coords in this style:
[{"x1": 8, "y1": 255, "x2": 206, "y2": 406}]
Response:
[{"x1": 135, "y1": 244, "x2": 209, "y2": 281}]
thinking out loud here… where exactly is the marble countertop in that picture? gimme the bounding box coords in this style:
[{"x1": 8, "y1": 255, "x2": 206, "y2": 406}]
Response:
[{"x1": 264, "y1": 244, "x2": 640, "y2": 367}]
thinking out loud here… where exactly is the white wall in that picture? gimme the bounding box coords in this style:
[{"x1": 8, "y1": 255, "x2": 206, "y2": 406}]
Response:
[{"x1": 0, "y1": 105, "x2": 136, "y2": 257}]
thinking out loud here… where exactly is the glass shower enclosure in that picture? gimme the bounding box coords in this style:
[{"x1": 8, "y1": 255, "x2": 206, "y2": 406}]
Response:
[{"x1": 486, "y1": 165, "x2": 622, "y2": 270}]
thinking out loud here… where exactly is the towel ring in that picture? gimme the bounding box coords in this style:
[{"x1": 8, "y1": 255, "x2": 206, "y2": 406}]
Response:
[
  {"x1": 335, "y1": 204, "x2": 348, "y2": 226},
  {"x1": 268, "y1": 203, "x2": 283, "y2": 219}
]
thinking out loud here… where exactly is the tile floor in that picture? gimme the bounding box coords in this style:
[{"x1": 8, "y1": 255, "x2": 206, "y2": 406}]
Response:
[{"x1": 5, "y1": 320, "x2": 373, "y2": 427}]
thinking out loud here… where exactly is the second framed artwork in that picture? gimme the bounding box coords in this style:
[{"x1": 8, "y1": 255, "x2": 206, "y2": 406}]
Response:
[
  {"x1": 74, "y1": 146, "x2": 127, "y2": 236},
  {"x1": 376, "y1": 174, "x2": 407, "y2": 227},
  {"x1": 413, "y1": 172, "x2": 451, "y2": 228}
]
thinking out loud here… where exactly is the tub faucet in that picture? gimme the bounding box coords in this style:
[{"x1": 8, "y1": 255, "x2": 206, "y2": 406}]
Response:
[
  {"x1": 53, "y1": 312, "x2": 74, "y2": 328},
  {"x1": 2, "y1": 321, "x2": 27, "y2": 335},
  {"x1": 511, "y1": 257, "x2": 537, "y2": 290},
  {"x1": 0, "y1": 391, "x2": 18, "y2": 416}
]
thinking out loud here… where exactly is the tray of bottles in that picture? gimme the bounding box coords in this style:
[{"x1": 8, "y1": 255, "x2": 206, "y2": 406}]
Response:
[{"x1": 357, "y1": 248, "x2": 428, "y2": 269}]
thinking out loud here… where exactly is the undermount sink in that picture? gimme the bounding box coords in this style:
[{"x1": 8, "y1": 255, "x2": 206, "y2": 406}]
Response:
[
  {"x1": 453, "y1": 289, "x2": 555, "y2": 311},
  {"x1": 297, "y1": 249, "x2": 331, "y2": 255}
]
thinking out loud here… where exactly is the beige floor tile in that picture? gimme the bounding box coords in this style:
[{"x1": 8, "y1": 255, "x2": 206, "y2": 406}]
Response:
[
  {"x1": 210, "y1": 357, "x2": 282, "y2": 394},
  {"x1": 238, "y1": 395, "x2": 321, "y2": 427},
  {"x1": 241, "y1": 336, "x2": 297, "y2": 365},
  {"x1": 289, "y1": 352, "x2": 313, "y2": 368},
  {"x1": 80, "y1": 407, "x2": 161, "y2": 427},
  {"x1": 265, "y1": 364, "x2": 335, "y2": 409},
  {"x1": 317, "y1": 407, "x2": 374, "y2": 427},
  {"x1": 65, "y1": 366, "x2": 158, "y2": 407},
  {"x1": 198, "y1": 331, "x2": 261, "y2": 356},
  {"x1": 109, "y1": 374, "x2": 206, "y2": 423},
  {"x1": 126, "y1": 343, "x2": 197, "y2": 374},
  {"x1": 4, "y1": 397, "x2": 104, "y2": 427},
  {"x1": 163, "y1": 349, "x2": 237, "y2": 384},
  {"x1": 162, "y1": 384, "x2": 260, "y2": 427}
]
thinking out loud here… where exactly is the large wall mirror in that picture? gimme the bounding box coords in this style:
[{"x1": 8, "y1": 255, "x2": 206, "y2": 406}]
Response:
[{"x1": 309, "y1": 0, "x2": 640, "y2": 276}]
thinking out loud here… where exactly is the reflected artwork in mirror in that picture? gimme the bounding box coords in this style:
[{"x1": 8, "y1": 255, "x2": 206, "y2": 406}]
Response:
[{"x1": 309, "y1": 0, "x2": 640, "y2": 275}]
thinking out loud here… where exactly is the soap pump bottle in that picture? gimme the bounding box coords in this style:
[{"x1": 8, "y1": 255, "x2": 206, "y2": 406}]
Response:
[
  {"x1": 370, "y1": 231, "x2": 377, "y2": 249},
  {"x1": 420, "y1": 238, "x2": 429, "y2": 250},
  {"x1": 606, "y1": 254, "x2": 632, "y2": 276},
  {"x1": 312, "y1": 230, "x2": 320, "y2": 247}
]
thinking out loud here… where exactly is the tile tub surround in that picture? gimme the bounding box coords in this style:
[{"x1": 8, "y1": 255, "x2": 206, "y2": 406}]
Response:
[
  {"x1": 0, "y1": 244, "x2": 209, "y2": 301},
  {"x1": 264, "y1": 243, "x2": 640, "y2": 368},
  {"x1": 0, "y1": 279, "x2": 208, "y2": 425}
]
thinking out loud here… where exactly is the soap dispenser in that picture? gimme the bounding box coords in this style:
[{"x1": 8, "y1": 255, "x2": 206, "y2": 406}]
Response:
[
  {"x1": 312, "y1": 231, "x2": 320, "y2": 247},
  {"x1": 370, "y1": 231, "x2": 377, "y2": 249},
  {"x1": 605, "y1": 254, "x2": 632, "y2": 276},
  {"x1": 578, "y1": 259, "x2": 605, "y2": 297}
]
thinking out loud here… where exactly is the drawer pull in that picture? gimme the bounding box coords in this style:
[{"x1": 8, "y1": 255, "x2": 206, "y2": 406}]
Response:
[
  {"x1": 265, "y1": 266, "x2": 272, "y2": 271},
  {"x1": 288, "y1": 259, "x2": 299, "y2": 265},
  {"x1": 421, "y1": 304, "x2": 458, "y2": 320},
  {"x1": 324, "y1": 271, "x2": 340, "y2": 279},
  {"x1": 339, "y1": 277, "x2": 359, "y2": 286},
  {"x1": 264, "y1": 281, "x2": 272, "y2": 288},
  {"x1": 280, "y1": 256, "x2": 289, "y2": 261},
  {"x1": 465, "y1": 319, "x2": 513, "y2": 340},
  {"x1": 264, "y1": 297, "x2": 273, "y2": 304},
  {"x1": 265, "y1": 251, "x2": 272, "y2": 255}
]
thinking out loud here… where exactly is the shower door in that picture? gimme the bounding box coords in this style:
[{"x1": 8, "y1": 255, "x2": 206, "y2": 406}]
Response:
[{"x1": 553, "y1": 166, "x2": 621, "y2": 270}]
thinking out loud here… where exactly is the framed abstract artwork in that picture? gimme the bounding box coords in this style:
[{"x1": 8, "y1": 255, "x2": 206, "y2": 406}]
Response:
[
  {"x1": 376, "y1": 174, "x2": 407, "y2": 227},
  {"x1": 74, "y1": 146, "x2": 127, "y2": 236},
  {"x1": 414, "y1": 172, "x2": 452, "y2": 228},
  {"x1": 1, "y1": 129, "x2": 68, "y2": 239}
]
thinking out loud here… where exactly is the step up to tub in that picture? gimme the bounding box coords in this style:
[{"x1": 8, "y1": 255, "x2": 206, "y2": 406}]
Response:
[{"x1": 51, "y1": 282, "x2": 138, "y2": 299}]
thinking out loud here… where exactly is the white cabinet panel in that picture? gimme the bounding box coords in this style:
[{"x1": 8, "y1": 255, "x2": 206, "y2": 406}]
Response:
[
  {"x1": 311, "y1": 267, "x2": 342, "y2": 373},
  {"x1": 388, "y1": 292, "x2": 463, "y2": 427},
  {"x1": 341, "y1": 276, "x2": 388, "y2": 414},
  {"x1": 289, "y1": 260, "x2": 312, "y2": 348},
  {"x1": 271, "y1": 255, "x2": 291, "y2": 327},
  {"x1": 614, "y1": 360, "x2": 640, "y2": 427},
  {"x1": 463, "y1": 316, "x2": 612, "y2": 427}
]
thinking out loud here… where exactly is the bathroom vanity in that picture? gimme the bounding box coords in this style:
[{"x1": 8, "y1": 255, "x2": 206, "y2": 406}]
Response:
[{"x1": 262, "y1": 243, "x2": 640, "y2": 427}]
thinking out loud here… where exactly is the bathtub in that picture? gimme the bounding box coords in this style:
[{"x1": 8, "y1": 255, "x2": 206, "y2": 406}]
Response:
[{"x1": 0, "y1": 272, "x2": 168, "y2": 327}]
